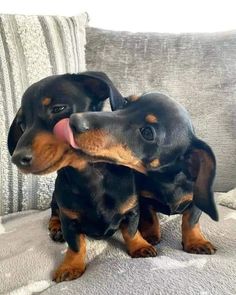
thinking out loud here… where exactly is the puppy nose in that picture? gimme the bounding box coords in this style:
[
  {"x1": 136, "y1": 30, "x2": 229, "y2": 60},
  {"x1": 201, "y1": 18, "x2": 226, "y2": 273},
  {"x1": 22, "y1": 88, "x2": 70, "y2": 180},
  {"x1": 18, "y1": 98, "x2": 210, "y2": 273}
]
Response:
[
  {"x1": 12, "y1": 150, "x2": 33, "y2": 167},
  {"x1": 69, "y1": 114, "x2": 90, "y2": 134},
  {"x1": 20, "y1": 154, "x2": 33, "y2": 166}
]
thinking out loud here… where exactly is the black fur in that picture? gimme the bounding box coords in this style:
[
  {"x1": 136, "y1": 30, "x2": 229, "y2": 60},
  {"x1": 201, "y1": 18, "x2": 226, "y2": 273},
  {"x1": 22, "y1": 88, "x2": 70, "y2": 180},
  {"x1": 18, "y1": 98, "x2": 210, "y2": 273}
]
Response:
[
  {"x1": 69, "y1": 91, "x2": 219, "y2": 226},
  {"x1": 7, "y1": 71, "x2": 139, "y2": 249}
]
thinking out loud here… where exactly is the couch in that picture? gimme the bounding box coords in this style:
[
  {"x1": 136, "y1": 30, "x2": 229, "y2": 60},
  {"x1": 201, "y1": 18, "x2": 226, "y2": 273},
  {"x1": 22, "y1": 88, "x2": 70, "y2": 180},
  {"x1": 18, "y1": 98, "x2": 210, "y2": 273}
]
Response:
[{"x1": 0, "y1": 13, "x2": 235, "y2": 294}]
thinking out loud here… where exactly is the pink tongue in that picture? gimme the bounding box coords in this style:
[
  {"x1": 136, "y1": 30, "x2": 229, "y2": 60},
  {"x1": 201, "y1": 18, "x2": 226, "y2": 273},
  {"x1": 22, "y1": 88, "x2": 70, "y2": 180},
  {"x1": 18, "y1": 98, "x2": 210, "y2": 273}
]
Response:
[{"x1": 53, "y1": 118, "x2": 79, "y2": 149}]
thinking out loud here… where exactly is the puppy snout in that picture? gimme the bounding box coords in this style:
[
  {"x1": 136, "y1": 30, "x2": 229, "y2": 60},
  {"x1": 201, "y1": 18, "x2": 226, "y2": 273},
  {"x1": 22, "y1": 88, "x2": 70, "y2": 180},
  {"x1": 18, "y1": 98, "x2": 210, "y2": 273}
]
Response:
[
  {"x1": 12, "y1": 149, "x2": 33, "y2": 167},
  {"x1": 69, "y1": 114, "x2": 90, "y2": 134}
]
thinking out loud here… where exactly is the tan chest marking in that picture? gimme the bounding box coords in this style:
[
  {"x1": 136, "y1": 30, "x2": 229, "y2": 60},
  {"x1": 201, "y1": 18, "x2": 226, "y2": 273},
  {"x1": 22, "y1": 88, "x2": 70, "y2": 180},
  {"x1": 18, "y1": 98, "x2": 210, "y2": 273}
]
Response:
[{"x1": 60, "y1": 207, "x2": 79, "y2": 220}]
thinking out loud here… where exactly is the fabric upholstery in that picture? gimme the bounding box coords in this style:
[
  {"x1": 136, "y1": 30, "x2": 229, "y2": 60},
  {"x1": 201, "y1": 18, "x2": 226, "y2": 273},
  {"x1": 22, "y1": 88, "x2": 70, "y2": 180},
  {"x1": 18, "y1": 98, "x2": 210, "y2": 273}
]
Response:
[
  {"x1": 86, "y1": 27, "x2": 236, "y2": 192},
  {"x1": 0, "y1": 14, "x2": 88, "y2": 215},
  {"x1": 0, "y1": 204, "x2": 235, "y2": 294}
]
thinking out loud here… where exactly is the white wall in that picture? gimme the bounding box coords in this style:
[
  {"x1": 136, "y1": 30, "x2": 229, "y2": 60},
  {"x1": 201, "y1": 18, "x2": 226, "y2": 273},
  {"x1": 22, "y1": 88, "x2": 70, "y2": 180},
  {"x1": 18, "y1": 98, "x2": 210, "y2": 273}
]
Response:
[{"x1": 1, "y1": 0, "x2": 236, "y2": 33}]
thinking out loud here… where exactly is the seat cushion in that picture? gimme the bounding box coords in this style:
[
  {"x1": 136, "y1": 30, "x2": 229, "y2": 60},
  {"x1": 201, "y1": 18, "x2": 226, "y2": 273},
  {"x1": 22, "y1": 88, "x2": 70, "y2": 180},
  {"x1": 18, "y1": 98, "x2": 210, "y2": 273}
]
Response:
[
  {"x1": 0, "y1": 204, "x2": 235, "y2": 294},
  {"x1": 86, "y1": 27, "x2": 236, "y2": 192},
  {"x1": 0, "y1": 14, "x2": 88, "y2": 215}
]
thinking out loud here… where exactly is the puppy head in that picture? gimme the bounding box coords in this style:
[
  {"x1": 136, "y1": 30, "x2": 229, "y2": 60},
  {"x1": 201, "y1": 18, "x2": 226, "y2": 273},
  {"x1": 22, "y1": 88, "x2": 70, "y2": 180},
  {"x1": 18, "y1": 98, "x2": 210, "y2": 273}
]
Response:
[
  {"x1": 69, "y1": 92, "x2": 218, "y2": 220},
  {"x1": 69, "y1": 92, "x2": 192, "y2": 170},
  {"x1": 7, "y1": 71, "x2": 124, "y2": 174}
]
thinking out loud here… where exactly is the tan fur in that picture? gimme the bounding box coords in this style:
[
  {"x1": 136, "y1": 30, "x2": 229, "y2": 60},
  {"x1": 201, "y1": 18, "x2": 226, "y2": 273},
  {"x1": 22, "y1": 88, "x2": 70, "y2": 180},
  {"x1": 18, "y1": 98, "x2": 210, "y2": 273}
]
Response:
[
  {"x1": 182, "y1": 211, "x2": 216, "y2": 254},
  {"x1": 145, "y1": 114, "x2": 158, "y2": 123},
  {"x1": 42, "y1": 97, "x2": 51, "y2": 106},
  {"x1": 149, "y1": 158, "x2": 160, "y2": 168},
  {"x1": 120, "y1": 226, "x2": 157, "y2": 258},
  {"x1": 119, "y1": 195, "x2": 137, "y2": 214},
  {"x1": 75, "y1": 130, "x2": 146, "y2": 174},
  {"x1": 20, "y1": 132, "x2": 87, "y2": 175},
  {"x1": 48, "y1": 216, "x2": 61, "y2": 232},
  {"x1": 175, "y1": 194, "x2": 193, "y2": 208},
  {"x1": 53, "y1": 234, "x2": 86, "y2": 282},
  {"x1": 128, "y1": 95, "x2": 140, "y2": 102},
  {"x1": 140, "y1": 190, "x2": 155, "y2": 199},
  {"x1": 60, "y1": 207, "x2": 79, "y2": 220}
]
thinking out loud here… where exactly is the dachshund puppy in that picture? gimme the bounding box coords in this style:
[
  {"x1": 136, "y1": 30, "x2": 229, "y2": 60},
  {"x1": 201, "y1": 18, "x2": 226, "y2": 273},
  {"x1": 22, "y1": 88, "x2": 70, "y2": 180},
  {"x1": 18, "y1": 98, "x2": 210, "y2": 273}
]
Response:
[
  {"x1": 8, "y1": 73, "x2": 156, "y2": 282},
  {"x1": 69, "y1": 92, "x2": 218, "y2": 255}
]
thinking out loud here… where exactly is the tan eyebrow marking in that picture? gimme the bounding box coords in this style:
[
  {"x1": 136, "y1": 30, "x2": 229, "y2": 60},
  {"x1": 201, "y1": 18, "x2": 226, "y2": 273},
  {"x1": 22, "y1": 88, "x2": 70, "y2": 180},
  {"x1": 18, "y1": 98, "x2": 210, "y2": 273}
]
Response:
[
  {"x1": 145, "y1": 114, "x2": 158, "y2": 123},
  {"x1": 42, "y1": 97, "x2": 52, "y2": 106}
]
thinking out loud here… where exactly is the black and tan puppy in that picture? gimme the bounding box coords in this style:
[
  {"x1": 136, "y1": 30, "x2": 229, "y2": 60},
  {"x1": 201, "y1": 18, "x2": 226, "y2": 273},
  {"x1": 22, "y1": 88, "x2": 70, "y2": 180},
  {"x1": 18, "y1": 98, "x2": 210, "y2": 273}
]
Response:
[
  {"x1": 7, "y1": 73, "x2": 156, "y2": 283},
  {"x1": 69, "y1": 92, "x2": 219, "y2": 255}
]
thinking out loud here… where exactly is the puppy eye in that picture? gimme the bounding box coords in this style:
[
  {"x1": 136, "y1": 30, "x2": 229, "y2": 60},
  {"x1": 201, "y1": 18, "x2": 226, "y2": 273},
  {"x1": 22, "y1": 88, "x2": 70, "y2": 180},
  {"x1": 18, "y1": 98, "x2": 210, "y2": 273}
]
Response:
[
  {"x1": 51, "y1": 105, "x2": 67, "y2": 114},
  {"x1": 140, "y1": 126, "x2": 156, "y2": 141}
]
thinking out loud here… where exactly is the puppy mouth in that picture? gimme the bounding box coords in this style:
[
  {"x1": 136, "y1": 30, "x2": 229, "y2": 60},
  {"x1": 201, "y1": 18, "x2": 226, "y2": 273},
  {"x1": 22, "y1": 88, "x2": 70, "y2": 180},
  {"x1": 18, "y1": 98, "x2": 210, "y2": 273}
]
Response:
[
  {"x1": 32, "y1": 154, "x2": 68, "y2": 175},
  {"x1": 53, "y1": 118, "x2": 147, "y2": 174},
  {"x1": 74, "y1": 133, "x2": 147, "y2": 174}
]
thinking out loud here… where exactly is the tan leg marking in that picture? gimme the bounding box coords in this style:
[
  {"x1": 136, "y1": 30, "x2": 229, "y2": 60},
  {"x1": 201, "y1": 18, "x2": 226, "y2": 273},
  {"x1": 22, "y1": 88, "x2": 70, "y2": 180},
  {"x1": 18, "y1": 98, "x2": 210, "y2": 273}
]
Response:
[
  {"x1": 48, "y1": 216, "x2": 64, "y2": 242},
  {"x1": 48, "y1": 216, "x2": 61, "y2": 232},
  {"x1": 182, "y1": 211, "x2": 216, "y2": 254},
  {"x1": 120, "y1": 226, "x2": 157, "y2": 258},
  {"x1": 53, "y1": 234, "x2": 86, "y2": 282}
]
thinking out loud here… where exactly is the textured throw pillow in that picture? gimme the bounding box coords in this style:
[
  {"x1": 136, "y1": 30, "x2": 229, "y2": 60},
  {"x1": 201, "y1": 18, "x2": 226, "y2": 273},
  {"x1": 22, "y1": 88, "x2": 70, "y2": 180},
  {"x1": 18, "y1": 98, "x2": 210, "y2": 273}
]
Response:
[
  {"x1": 217, "y1": 188, "x2": 236, "y2": 210},
  {"x1": 0, "y1": 14, "x2": 88, "y2": 215},
  {"x1": 86, "y1": 28, "x2": 236, "y2": 192}
]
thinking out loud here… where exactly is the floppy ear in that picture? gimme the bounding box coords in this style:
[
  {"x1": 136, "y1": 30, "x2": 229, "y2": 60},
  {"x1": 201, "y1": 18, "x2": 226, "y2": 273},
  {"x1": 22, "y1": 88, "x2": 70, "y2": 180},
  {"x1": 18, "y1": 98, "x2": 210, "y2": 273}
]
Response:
[
  {"x1": 7, "y1": 108, "x2": 23, "y2": 156},
  {"x1": 76, "y1": 71, "x2": 125, "y2": 111},
  {"x1": 185, "y1": 138, "x2": 218, "y2": 221}
]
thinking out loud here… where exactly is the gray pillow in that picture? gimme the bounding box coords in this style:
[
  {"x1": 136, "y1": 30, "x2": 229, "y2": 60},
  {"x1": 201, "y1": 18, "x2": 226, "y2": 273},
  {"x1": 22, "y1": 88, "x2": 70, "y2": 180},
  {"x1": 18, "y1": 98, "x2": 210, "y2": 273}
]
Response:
[
  {"x1": 86, "y1": 27, "x2": 236, "y2": 192},
  {"x1": 0, "y1": 14, "x2": 88, "y2": 215}
]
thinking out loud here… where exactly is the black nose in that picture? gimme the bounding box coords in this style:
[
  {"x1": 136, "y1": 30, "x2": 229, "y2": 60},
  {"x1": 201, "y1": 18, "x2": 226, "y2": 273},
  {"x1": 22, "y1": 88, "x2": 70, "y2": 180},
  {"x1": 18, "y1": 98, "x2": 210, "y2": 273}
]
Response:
[
  {"x1": 12, "y1": 150, "x2": 33, "y2": 167},
  {"x1": 69, "y1": 114, "x2": 90, "y2": 134}
]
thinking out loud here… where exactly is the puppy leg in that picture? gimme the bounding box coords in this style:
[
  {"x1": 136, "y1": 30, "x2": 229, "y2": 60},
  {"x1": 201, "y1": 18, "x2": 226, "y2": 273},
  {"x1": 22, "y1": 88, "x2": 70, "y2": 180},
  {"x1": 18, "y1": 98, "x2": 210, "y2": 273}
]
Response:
[
  {"x1": 139, "y1": 202, "x2": 161, "y2": 245},
  {"x1": 182, "y1": 209, "x2": 216, "y2": 254},
  {"x1": 53, "y1": 214, "x2": 86, "y2": 282},
  {"x1": 120, "y1": 213, "x2": 157, "y2": 258},
  {"x1": 48, "y1": 192, "x2": 64, "y2": 242}
]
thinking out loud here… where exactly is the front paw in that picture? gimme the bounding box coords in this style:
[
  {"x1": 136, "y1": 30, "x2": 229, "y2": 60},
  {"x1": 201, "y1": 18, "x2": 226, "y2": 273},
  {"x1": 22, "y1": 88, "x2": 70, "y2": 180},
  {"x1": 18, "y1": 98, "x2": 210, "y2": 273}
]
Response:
[
  {"x1": 183, "y1": 240, "x2": 217, "y2": 254},
  {"x1": 49, "y1": 228, "x2": 65, "y2": 243},
  {"x1": 53, "y1": 266, "x2": 85, "y2": 283},
  {"x1": 130, "y1": 245, "x2": 158, "y2": 258},
  {"x1": 48, "y1": 217, "x2": 65, "y2": 243}
]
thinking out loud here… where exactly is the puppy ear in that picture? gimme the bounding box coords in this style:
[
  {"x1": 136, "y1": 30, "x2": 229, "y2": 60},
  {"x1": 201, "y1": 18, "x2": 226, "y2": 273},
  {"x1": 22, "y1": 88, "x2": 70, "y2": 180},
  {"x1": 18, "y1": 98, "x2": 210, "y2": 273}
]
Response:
[
  {"x1": 77, "y1": 71, "x2": 125, "y2": 111},
  {"x1": 185, "y1": 139, "x2": 218, "y2": 221},
  {"x1": 7, "y1": 108, "x2": 23, "y2": 156}
]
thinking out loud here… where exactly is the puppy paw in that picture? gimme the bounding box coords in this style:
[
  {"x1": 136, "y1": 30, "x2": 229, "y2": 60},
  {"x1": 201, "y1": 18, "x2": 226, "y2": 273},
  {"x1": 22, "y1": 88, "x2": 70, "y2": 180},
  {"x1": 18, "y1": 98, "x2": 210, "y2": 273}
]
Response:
[
  {"x1": 183, "y1": 240, "x2": 217, "y2": 254},
  {"x1": 130, "y1": 245, "x2": 158, "y2": 258},
  {"x1": 48, "y1": 217, "x2": 65, "y2": 243},
  {"x1": 50, "y1": 229, "x2": 65, "y2": 242},
  {"x1": 53, "y1": 266, "x2": 85, "y2": 283}
]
